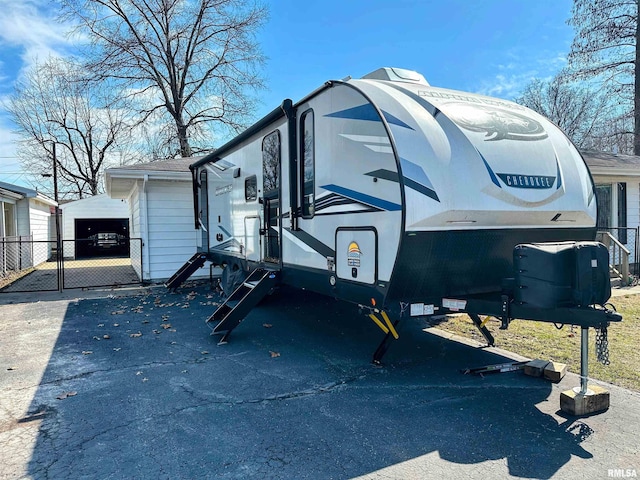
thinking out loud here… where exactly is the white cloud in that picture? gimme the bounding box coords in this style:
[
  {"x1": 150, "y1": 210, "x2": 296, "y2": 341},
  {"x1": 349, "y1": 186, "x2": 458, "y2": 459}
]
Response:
[
  {"x1": 0, "y1": 0, "x2": 79, "y2": 80},
  {"x1": 475, "y1": 49, "x2": 569, "y2": 100}
]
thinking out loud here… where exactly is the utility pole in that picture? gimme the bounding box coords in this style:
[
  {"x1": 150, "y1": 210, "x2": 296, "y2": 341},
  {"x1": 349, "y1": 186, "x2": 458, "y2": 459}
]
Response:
[{"x1": 53, "y1": 142, "x2": 62, "y2": 292}]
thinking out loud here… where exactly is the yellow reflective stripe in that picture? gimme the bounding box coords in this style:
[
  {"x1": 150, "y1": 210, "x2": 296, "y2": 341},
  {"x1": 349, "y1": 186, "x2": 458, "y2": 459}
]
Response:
[
  {"x1": 480, "y1": 316, "x2": 491, "y2": 328},
  {"x1": 381, "y1": 311, "x2": 399, "y2": 340},
  {"x1": 368, "y1": 313, "x2": 389, "y2": 334}
]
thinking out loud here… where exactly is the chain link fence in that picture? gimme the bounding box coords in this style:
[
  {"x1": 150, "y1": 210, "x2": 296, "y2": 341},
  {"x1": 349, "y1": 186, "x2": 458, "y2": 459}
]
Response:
[
  {"x1": 61, "y1": 238, "x2": 143, "y2": 289},
  {"x1": 0, "y1": 237, "x2": 59, "y2": 292},
  {"x1": 0, "y1": 237, "x2": 143, "y2": 292}
]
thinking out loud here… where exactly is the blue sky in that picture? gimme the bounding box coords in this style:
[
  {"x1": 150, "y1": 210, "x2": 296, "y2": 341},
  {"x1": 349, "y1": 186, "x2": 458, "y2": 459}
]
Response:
[{"x1": 0, "y1": 0, "x2": 574, "y2": 187}]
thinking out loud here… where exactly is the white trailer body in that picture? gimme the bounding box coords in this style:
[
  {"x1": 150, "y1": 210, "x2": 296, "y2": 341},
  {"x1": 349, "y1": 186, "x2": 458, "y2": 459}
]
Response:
[{"x1": 190, "y1": 67, "x2": 596, "y2": 309}]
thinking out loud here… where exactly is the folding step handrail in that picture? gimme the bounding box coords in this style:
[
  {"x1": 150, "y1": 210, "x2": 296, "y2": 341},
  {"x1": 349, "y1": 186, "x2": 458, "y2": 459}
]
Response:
[
  {"x1": 206, "y1": 268, "x2": 279, "y2": 344},
  {"x1": 165, "y1": 252, "x2": 208, "y2": 291}
]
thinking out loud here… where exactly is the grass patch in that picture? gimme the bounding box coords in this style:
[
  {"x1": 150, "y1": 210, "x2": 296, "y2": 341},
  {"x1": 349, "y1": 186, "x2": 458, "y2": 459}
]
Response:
[{"x1": 434, "y1": 294, "x2": 640, "y2": 392}]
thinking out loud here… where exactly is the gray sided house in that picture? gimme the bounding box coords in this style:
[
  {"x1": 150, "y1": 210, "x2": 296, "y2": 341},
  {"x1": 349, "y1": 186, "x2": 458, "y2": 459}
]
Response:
[
  {"x1": 105, "y1": 157, "x2": 204, "y2": 282},
  {"x1": 582, "y1": 150, "x2": 640, "y2": 277},
  {"x1": 0, "y1": 181, "x2": 57, "y2": 276}
]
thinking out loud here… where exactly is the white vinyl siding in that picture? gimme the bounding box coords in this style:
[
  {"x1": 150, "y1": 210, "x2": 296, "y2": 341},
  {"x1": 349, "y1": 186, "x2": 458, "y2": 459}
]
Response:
[
  {"x1": 145, "y1": 180, "x2": 198, "y2": 281},
  {"x1": 16, "y1": 200, "x2": 30, "y2": 237},
  {"x1": 27, "y1": 199, "x2": 53, "y2": 266}
]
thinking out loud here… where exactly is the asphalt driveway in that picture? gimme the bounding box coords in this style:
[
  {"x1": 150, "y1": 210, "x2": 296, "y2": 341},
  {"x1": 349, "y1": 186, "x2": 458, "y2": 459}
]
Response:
[{"x1": 0, "y1": 283, "x2": 638, "y2": 479}]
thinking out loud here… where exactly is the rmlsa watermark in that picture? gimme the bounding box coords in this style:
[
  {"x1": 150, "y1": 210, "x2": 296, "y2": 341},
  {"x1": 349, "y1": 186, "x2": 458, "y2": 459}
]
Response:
[{"x1": 608, "y1": 469, "x2": 637, "y2": 478}]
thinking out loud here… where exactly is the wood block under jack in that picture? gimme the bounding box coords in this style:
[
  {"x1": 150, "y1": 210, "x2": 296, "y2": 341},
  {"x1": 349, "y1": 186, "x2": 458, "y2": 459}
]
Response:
[
  {"x1": 524, "y1": 359, "x2": 549, "y2": 377},
  {"x1": 560, "y1": 385, "x2": 610, "y2": 416},
  {"x1": 543, "y1": 361, "x2": 567, "y2": 382}
]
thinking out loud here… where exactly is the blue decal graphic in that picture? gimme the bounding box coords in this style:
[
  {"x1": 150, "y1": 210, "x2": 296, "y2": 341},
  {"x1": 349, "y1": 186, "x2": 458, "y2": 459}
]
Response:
[
  {"x1": 496, "y1": 173, "x2": 555, "y2": 189},
  {"x1": 555, "y1": 158, "x2": 562, "y2": 190},
  {"x1": 478, "y1": 150, "x2": 501, "y2": 188},
  {"x1": 399, "y1": 158, "x2": 440, "y2": 201},
  {"x1": 479, "y1": 149, "x2": 559, "y2": 190},
  {"x1": 325, "y1": 104, "x2": 413, "y2": 130},
  {"x1": 320, "y1": 184, "x2": 402, "y2": 211}
]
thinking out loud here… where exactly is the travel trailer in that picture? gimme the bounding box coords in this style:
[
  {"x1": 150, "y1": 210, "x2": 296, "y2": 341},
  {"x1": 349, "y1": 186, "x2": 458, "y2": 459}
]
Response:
[{"x1": 168, "y1": 67, "x2": 620, "y2": 367}]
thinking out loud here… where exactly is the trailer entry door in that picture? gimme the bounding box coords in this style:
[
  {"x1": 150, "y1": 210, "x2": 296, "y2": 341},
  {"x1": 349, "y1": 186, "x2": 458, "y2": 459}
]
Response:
[{"x1": 262, "y1": 131, "x2": 281, "y2": 264}]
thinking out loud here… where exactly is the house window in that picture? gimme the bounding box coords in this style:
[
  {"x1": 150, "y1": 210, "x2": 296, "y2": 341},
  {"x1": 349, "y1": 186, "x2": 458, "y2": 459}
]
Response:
[
  {"x1": 2, "y1": 203, "x2": 16, "y2": 237},
  {"x1": 596, "y1": 184, "x2": 612, "y2": 230},
  {"x1": 300, "y1": 109, "x2": 314, "y2": 218},
  {"x1": 245, "y1": 175, "x2": 257, "y2": 202}
]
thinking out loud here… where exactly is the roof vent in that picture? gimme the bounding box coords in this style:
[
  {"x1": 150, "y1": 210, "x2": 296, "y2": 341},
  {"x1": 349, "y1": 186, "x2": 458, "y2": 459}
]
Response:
[{"x1": 361, "y1": 67, "x2": 429, "y2": 85}]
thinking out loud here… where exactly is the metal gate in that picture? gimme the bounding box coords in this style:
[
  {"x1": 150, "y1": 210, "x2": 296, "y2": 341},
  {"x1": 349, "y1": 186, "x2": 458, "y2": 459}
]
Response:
[{"x1": 0, "y1": 237, "x2": 144, "y2": 293}]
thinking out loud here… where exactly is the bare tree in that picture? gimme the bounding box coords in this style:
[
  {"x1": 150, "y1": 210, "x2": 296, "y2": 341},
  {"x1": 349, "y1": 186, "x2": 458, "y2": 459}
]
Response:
[
  {"x1": 62, "y1": 0, "x2": 267, "y2": 157},
  {"x1": 566, "y1": 0, "x2": 640, "y2": 154},
  {"x1": 515, "y1": 75, "x2": 615, "y2": 150},
  {"x1": 7, "y1": 58, "x2": 139, "y2": 199}
]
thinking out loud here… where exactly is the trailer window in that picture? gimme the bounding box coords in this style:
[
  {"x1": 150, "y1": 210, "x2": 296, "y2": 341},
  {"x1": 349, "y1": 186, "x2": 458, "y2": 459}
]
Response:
[
  {"x1": 301, "y1": 110, "x2": 315, "y2": 218},
  {"x1": 262, "y1": 131, "x2": 280, "y2": 194},
  {"x1": 245, "y1": 175, "x2": 257, "y2": 202}
]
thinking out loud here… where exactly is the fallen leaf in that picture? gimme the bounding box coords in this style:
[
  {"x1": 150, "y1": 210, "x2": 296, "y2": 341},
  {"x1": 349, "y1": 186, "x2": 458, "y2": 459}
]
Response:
[
  {"x1": 113, "y1": 323, "x2": 120, "y2": 327},
  {"x1": 7, "y1": 367, "x2": 16, "y2": 371},
  {"x1": 93, "y1": 336, "x2": 101, "y2": 340},
  {"x1": 170, "y1": 341, "x2": 177, "y2": 345},
  {"x1": 136, "y1": 371, "x2": 143, "y2": 375},
  {"x1": 269, "y1": 351, "x2": 280, "y2": 358},
  {"x1": 161, "y1": 323, "x2": 172, "y2": 329},
  {"x1": 152, "y1": 329, "x2": 161, "y2": 334},
  {"x1": 130, "y1": 332, "x2": 142, "y2": 338},
  {"x1": 111, "y1": 310, "x2": 125, "y2": 315},
  {"x1": 142, "y1": 320, "x2": 149, "y2": 324},
  {"x1": 181, "y1": 304, "x2": 190, "y2": 309},
  {"x1": 98, "y1": 323, "x2": 105, "y2": 327},
  {"x1": 201, "y1": 351, "x2": 209, "y2": 355},
  {"x1": 56, "y1": 391, "x2": 77, "y2": 400},
  {"x1": 181, "y1": 370, "x2": 187, "y2": 373},
  {"x1": 103, "y1": 334, "x2": 110, "y2": 340},
  {"x1": 142, "y1": 378, "x2": 148, "y2": 382},
  {"x1": 263, "y1": 323, "x2": 273, "y2": 328},
  {"x1": 82, "y1": 351, "x2": 93, "y2": 355},
  {"x1": 113, "y1": 348, "x2": 121, "y2": 352}
]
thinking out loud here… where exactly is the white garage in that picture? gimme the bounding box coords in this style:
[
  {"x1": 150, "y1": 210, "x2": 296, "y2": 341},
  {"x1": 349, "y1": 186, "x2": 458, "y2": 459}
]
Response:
[{"x1": 59, "y1": 194, "x2": 130, "y2": 259}]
